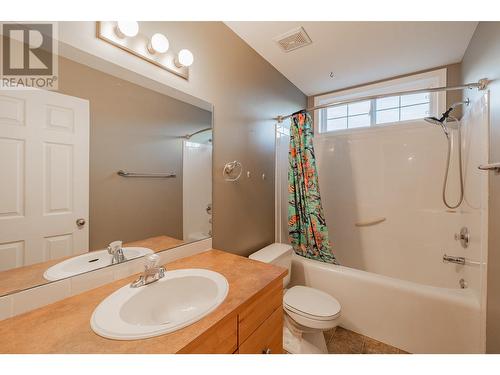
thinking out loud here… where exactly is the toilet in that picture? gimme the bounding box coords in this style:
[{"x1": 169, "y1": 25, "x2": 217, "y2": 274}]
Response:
[{"x1": 249, "y1": 243, "x2": 341, "y2": 354}]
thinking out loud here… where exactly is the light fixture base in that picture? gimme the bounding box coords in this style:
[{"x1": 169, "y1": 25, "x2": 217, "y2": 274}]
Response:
[
  {"x1": 114, "y1": 26, "x2": 126, "y2": 39},
  {"x1": 173, "y1": 57, "x2": 182, "y2": 69},
  {"x1": 147, "y1": 43, "x2": 156, "y2": 55}
]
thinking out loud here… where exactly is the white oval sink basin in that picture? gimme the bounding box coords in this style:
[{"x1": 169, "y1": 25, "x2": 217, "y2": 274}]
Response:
[
  {"x1": 43, "y1": 247, "x2": 154, "y2": 281},
  {"x1": 91, "y1": 268, "x2": 229, "y2": 340}
]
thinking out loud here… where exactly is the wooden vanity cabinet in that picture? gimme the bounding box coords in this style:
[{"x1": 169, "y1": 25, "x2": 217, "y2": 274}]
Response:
[
  {"x1": 182, "y1": 278, "x2": 284, "y2": 354},
  {"x1": 237, "y1": 279, "x2": 283, "y2": 354}
]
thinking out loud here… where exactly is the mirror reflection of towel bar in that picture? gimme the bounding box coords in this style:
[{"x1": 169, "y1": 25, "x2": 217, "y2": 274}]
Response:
[
  {"x1": 117, "y1": 170, "x2": 176, "y2": 178},
  {"x1": 355, "y1": 217, "x2": 386, "y2": 227}
]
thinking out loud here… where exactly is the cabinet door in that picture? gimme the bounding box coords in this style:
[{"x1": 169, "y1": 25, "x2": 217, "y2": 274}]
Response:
[
  {"x1": 238, "y1": 279, "x2": 282, "y2": 343},
  {"x1": 179, "y1": 315, "x2": 237, "y2": 354},
  {"x1": 239, "y1": 307, "x2": 283, "y2": 354}
]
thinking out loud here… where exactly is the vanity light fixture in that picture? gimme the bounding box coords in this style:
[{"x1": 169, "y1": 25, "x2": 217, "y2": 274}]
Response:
[
  {"x1": 175, "y1": 49, "x2": 194, "y2": 68},
  {"x1": 148, "y1": 33, "x2": 169, "y2": 54},
  {"x1": 97, "y1": 21, "x2": 190, "y2": 80},
  {"x1": 115, "y1": 21, "x2": 139, "y2": 38}
]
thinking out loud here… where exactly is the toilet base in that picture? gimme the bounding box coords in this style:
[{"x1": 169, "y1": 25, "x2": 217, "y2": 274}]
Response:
[{"x1": 283, "y1": 324, "x2": 328, "y2": 354}]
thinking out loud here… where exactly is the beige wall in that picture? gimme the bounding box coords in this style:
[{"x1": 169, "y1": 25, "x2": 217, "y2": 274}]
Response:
[
  {"x1": 57, "y1": 57, "x2": 212, "y2": 250},
  {"x1": 461, "y1": 21, "x2": 500, "y2": 353},
  {"x1": 58, "y1": 22, "x2": 307, "y2": 256}
]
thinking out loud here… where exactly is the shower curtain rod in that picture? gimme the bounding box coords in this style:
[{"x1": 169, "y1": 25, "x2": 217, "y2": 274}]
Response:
[
  {"x1": 276, "y1": 78, "x2": 489, "y2": 123},
  {"x1": 184, "y1": 127, "x2": 212, "y2": 139}
]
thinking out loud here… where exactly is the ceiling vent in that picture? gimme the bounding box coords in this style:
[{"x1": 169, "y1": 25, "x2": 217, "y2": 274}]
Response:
[{"x1": 274, "y1": 27, "x2": 312, "y2": 53}]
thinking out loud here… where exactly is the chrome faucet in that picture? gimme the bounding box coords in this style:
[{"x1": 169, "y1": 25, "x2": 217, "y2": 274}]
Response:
[
  {"x1": 108, "y1": 240, "x2": 126, "y2": 265},
  {"x1": 131, "y1": 254, "x2": 165, "y2": 288}
]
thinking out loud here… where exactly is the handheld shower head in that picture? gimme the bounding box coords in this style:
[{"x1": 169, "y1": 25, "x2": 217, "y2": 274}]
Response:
[
  {"x1": 424, "y1": 100, "x2": 469, "y2": 209},
  {"x1": 424, "y1": 98, "x2": 470, "y2": 138},
  {"x1": 424, "y1": 115, "x2": 450, "y2": 138}
]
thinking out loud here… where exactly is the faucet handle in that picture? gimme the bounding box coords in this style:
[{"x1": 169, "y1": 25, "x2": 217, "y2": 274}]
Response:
[
  {"x1": 144, "y1": 254, "x2": 160, "y2": 270},
  {"x1": 107, "y1": 240, "x2": 123, "y2": 254}
]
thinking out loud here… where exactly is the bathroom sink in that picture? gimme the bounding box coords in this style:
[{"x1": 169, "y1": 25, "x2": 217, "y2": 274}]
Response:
[
  {"x1": 90, "y1": 268, "x2": 229, "y2": 340},
  {"x1": 43, "y1": 247, "x2": 154, "y2": 281}
]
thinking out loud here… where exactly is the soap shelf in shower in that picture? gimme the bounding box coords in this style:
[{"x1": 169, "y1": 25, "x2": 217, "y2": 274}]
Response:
[
  {"x1": 478, "y1": 162, "x2": 500, "y2": 173},
  {"x1": 355, "y1": 217, "x2": 386, "y2": 227}
]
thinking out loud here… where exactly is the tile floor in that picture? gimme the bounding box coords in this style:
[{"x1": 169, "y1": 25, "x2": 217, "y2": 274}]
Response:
[{"x1": 324, "y1": 327, "x2": 409, "y2": 354}]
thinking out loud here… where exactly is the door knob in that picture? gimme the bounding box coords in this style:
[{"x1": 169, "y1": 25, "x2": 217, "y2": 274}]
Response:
[{"x1": 76, "y1": 218, "x2": 86, "y2": 227}]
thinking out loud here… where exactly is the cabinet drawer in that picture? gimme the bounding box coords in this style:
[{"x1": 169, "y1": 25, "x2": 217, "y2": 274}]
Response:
[
  {"x1": 179, "y1": 315, "x2": 237, "y2": 354},
  {"x1": 238, "y1": 279, "x2": 282, "y2": 343},
  {"x1": 238, "y1": 307, "x2": 283, "y2": 354}
]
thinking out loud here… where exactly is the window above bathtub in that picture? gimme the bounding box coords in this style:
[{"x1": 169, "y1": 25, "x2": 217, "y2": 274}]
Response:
[{"x1": 314, "y1": 68, "x2": 447, "y2": 135}]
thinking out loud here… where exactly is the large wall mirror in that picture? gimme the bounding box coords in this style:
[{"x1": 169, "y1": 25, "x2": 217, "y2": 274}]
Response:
[{"x1": 0, "y1": 54, "x2": 213, "y2": 297}]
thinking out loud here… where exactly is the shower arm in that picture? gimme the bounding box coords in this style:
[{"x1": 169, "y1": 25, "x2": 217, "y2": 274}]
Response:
[{"x1": 276, "y1": 78, "x2": 489, "y2": 123}]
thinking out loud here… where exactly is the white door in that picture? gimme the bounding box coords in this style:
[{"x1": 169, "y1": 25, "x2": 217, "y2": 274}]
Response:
[{"x1": 0, "y1": 89, "x2": 89, "y2": 271}]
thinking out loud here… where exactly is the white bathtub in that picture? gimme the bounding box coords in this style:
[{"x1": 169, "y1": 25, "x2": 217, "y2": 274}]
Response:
[{"x1": 289, "y1": 253, "x2": 483, "y2": 353}]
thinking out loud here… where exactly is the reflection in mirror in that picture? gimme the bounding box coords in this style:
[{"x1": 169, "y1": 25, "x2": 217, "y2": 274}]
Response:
[{"x1": 0, "y1": 55, "x2": 212, "y2": 296}]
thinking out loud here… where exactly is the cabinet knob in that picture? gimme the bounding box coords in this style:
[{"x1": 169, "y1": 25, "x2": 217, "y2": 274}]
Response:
[{"x1": 262, "y1": 348, "x2": 271, "y2": 354}]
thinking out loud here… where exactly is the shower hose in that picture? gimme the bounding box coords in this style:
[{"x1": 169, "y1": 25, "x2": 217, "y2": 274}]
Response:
[{"x1": 442, "y1": 116, "x2": 464, "y2": 209}]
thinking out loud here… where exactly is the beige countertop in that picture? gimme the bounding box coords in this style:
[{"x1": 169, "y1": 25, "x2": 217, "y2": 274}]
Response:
[
  {"x1": 0, "y1": 249, "x2": 287, "y2": 353},
  {"x1": 0, "y1": 235, "x2": 185, "y2": 297}
]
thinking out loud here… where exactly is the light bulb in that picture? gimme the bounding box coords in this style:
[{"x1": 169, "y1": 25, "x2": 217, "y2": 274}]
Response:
[
  {"x1": 175, "y1": 49, "x2": 194, "y2": 68},
  {"x1": 148, "y1": 33, "x2": 169, "y2": 54},
  {"x1": 115, "y1": 21, "x2": 139, "y2": 38}
]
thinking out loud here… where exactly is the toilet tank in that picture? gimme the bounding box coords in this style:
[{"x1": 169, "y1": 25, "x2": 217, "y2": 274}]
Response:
[{"x1": 249, "y1": 243, "x2": 293, "y2": 287}]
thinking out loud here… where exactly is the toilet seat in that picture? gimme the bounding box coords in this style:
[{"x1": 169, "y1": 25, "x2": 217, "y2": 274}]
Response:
[{"x1": 284, "y1": 286, "x2": 341, "y2": 321}]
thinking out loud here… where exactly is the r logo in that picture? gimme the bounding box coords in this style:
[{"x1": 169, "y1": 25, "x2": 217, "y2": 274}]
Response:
[{"x1": 2, "y1": 23, "x2": 53, "y2": 76}]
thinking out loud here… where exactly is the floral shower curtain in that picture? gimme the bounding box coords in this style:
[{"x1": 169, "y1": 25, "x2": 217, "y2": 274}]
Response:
[{"x1": 288, "y1": 110, "x2": 337, "y2": 264}]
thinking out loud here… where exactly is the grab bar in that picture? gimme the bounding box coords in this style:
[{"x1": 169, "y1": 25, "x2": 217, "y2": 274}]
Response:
[
  {"x1": 478, "y1": 163, "x2": 500, "y2": 173},
  {"x1": 355, "y1": 217, "x2": 386, "y2": 227},
  {"x1": 117, "y1": 170, "x2": 176, "y2": 178}
]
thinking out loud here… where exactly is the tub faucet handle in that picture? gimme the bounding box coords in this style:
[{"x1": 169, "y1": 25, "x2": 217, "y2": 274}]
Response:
[
  {"x1": 144, "y1": 254, "x2": 160, "y2": 270},
  {"x1": 454, "y1": 227, "x2": 470, "y2": 248}
]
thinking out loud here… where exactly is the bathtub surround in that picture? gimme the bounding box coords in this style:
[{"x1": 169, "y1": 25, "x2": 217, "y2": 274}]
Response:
[
  {"x1": 57, "y1": 22, "x2": 307, "y2": 256},
  {"x1": 288, "y1": 111, "x2": 336, "y2": 264},
  {"x1": 277, "y1": 81, "x2": 489, "y2": 352},
  {"x1": 461, "y1": 21, "x2": 500, "y2": 354}
]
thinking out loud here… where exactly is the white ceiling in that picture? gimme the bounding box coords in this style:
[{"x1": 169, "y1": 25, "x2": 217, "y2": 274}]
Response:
[{"x1": 225, "y1": 22, "x2": 478, "y2": 96}]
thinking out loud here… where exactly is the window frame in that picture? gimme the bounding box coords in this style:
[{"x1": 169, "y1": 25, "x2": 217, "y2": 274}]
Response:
[{"x1": 313, "y1": 69, "x2": 447, "y2": 136}]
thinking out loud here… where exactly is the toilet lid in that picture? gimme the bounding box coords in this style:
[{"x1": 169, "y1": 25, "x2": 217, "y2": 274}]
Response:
[{"x1": 284, "y1": 286, "x2": 341, "y2": 320}]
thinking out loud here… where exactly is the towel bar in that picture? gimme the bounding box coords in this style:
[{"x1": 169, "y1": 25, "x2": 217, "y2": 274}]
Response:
[{"x1": 117, "y1": 170, "x2": 176, "y2": 178}]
